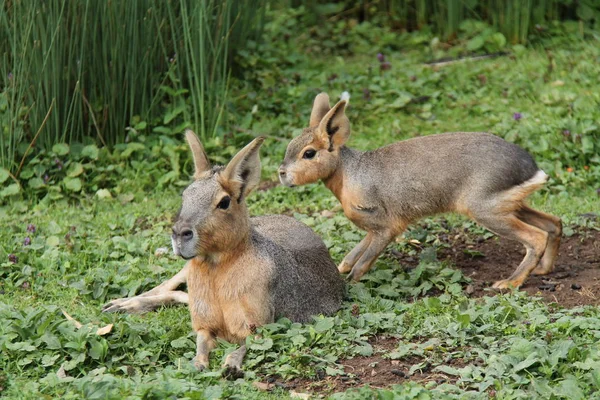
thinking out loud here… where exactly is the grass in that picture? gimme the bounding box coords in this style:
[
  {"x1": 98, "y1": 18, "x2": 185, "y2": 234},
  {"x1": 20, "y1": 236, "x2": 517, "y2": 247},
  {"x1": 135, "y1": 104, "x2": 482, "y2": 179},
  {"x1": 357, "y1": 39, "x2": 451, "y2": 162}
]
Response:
[
  {"x1": 2, "y1": 13, "x2": 600, "y2": 399},
  {"x1": 0, "y1": 0, "x2": 266, "y2": 172}
]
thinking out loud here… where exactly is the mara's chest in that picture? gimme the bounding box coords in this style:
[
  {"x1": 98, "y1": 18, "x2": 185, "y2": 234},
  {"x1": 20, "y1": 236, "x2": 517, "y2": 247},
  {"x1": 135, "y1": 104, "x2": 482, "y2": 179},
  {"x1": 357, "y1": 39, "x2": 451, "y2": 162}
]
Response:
[{"x1": 186, "y1": 259, "x2": 273, "y2": 344}]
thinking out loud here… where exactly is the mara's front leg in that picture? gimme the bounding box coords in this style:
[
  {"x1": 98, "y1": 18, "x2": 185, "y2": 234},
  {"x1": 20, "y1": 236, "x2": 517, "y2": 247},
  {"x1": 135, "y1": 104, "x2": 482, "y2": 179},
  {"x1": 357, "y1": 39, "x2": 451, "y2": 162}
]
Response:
[
  {"x1": 222, "y1": 344, "x2": 247, "y2": 379},
  {"x1": 103, "y1": 264, "x2": 189, "y2": 313},
  {"x1": 347, "y1": 230, "x2": 396, "y2": 281},
  {"x1": 338, "y1": 232, "x2": 373, "y2": 273},
  {"x1": 193, "y1": 329, "x2": 217, "y2": 370}
]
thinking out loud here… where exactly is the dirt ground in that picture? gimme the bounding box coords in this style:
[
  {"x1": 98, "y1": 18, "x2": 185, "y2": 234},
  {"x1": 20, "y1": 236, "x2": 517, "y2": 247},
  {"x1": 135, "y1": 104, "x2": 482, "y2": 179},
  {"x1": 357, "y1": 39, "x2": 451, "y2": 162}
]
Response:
[
  {"x1": 258, "y1": 229, "x2": 599, "y2": 396},
  {"x1": 263, "y1": 336, "x2": 471, "y2": 395},
  {"x1": 423, "y1": 228, "x2": 600, "y2": 307}
]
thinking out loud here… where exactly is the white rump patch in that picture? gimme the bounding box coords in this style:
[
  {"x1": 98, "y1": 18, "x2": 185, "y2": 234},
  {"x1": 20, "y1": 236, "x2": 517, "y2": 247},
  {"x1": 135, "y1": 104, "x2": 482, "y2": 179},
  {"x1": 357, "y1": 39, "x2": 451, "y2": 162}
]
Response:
[
  {"x1": 340, "y1": 91, "x2": 350, "y2": 104},
  {"x1": 523, "y1": 170, "x2": 548, "y2": 188}
]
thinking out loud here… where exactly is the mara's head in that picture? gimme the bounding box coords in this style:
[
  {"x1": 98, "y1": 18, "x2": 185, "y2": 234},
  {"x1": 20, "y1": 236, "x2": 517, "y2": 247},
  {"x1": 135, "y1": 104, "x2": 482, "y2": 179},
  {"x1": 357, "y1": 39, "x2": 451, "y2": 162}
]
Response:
[
  {"x1": 171, "y1": 130, "x2": 264, "y2": 260},
  {"x1": 279, "y1": 92, "x2": 350, "y2": 187}
]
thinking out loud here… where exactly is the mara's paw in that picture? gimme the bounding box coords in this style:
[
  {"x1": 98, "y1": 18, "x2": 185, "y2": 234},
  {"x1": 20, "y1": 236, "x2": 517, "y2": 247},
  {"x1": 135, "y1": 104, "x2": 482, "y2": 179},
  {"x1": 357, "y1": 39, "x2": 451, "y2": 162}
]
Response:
[
  {"x1": 222, "y1": 365, "x2": 245, "y2": 380},
  {"x1": 337, "y1": 260, "x2": 353, "y2": 274},
  {"x1": 102, "y1": 297, "x2": 152, "y2": 314},
  {"x1": 192, "y1": 358, "x2": 208, "y2": 371},
  {"x1": 532, "y1": 263, "x2": 554, "y2": 276},
  {"x1": 491, "y1": 279, "x2": 521, "y2": 290},
  {"x1": 346, "y1": 267, "x2": 366, "y2": 282}
]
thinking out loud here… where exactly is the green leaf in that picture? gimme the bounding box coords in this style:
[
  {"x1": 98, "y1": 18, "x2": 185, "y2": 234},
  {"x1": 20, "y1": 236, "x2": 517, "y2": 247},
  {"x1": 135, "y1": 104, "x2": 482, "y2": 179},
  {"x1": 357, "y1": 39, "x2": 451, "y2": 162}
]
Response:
[
  {"x1": 52, "y1": 143, "x2": 70, "y2": 156},
  {"x1": 582, "y1": 136, "x2": 594, "y2": 154},
  {"x1": 152, "y1": 126, "x2": 172, "y2": 135},
  {"x1": 513, "y1": 353, "x2": 539, "y2": 372},
  {"x1": 41, "y1": 354, "x2": 60, "y2": 367},
  {"x1": 67, "y1": 162, "x2": 84, "y2": 177},
  {"x1": 250, "y1": 338, "x2": 273, "y2": 351},
  {"x1": 0, "y1": 167, "x2": 9, "y2": 184},
  {"x1": 170, "y1": 336, "x2": 192, "y2": 349},
  {"x1": 467, "y1": 35, "x2": 485, "y2": 51},
  {"x1": 434, "y1": 365, "x2": 462, "y2": 376},
  {"x1": 42, "y1": 333, "x2": 62, "y2": 349},
  {"x1": 63, "y1": 177, "x2": 82, "y2": 192},
  {"x1": 313, "y1": 317, "x2": 334, "y2": 333},
  {"x1": 120, "y1": 143, "x2": 145, "y2": 158},
  {"x1": 202, "y1": 386, "x2": 223, "y2": 400},
  {"x1": 325, "y1": 366, "x2": 345, "y2": 376},
  {"x1": 577, "y1": 3, "x2": 596, "y2": 21},
  {"x1": 556, "y1": 376, "x2": 585, "y2": 400},
  {"x1": 389, "y1": 92, "x2": 412, "y2": 109},
  {"x1": 81, "y1": 144, "x2": 99, "y2": 160},
  {"x1": 354, "y1": 343, "x2": 373, "y2": 356},
  {"x1": 163, "y1": 104, "x2": 186, "y2": 124},
  {"x1": 0, "y1": 183, "x2": 20, "y2": 197},
  {"x1": 46, "y1": 236, "x2": 60, "y2": 247},
  {"x1": 28, "y1": 177, "x2": 45, "y2": 189},
  {"x1": 491, "y1": 32, "x2": 506, "y2": 48},
  {"x1": 424, "y1": 297, "x2": 441, "y2": 310},
  {"x1": 117, "y1": 193, "x2": 134, "y2": 204},
  {"x1": 95, "y1": 189, "x2": 112, "y2": 199},
  {"x1": 88, "y1": 339, "x2": 107, "y2": 360}
]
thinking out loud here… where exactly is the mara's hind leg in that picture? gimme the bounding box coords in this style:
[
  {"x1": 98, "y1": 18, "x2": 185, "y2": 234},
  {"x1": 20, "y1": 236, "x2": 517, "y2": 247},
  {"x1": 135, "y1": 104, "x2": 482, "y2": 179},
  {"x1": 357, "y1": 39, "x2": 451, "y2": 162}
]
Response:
[
  {"x1": 516, "y1": 206, "x2": 562, "y2": 275},
  {"x1": 475, "y1": 213, "x2": 548, "y2": 289}
]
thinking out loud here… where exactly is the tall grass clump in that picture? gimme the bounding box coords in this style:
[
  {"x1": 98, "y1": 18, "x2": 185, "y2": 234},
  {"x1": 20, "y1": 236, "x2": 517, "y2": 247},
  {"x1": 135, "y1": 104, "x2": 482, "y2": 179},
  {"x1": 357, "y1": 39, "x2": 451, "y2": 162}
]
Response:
[
  {"x1": 299, "y1": 0, "x2": 598, "y2": 42},
  {"x1": 0, "y1": 0, "x2": 265, "y2": 173}
]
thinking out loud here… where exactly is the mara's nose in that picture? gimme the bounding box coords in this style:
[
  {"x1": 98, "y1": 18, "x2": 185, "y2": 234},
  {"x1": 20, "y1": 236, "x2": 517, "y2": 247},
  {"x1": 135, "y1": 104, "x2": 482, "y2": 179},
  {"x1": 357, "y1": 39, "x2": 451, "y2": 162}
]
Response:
[
  {"x1": 278, "y1": 166, "x2": 286, "y2": 177},
  {"x1": 173, "y1": 225, "x2": 194, "y2": 242}
]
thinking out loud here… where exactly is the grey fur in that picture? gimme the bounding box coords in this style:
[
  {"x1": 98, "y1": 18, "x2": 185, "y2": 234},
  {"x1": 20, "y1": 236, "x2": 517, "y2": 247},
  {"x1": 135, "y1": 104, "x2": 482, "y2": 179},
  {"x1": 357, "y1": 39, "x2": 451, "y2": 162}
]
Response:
[
  {"x1": 251, "y1": 215, "x2": 344, "y2": 322},
  {"x1": 337, "y1": 132, "x2": 539, "y2": 225}
]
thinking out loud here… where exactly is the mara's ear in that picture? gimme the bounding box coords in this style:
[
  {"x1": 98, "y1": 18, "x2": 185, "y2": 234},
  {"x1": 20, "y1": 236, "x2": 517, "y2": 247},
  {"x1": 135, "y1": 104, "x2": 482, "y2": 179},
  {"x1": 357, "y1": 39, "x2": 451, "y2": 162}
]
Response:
[
  {"x1": 317, "y1": 99, "x2": 350, "y2": 151},
  {"x1": 221, "y1": 137, "x2": 265, "y2": 202},
  {"x1": 309, "y1": 92, "x2": 331, "y2": 127},
  {"x1": 185, "y1": 129, "x2": 211, "y2": 179}
]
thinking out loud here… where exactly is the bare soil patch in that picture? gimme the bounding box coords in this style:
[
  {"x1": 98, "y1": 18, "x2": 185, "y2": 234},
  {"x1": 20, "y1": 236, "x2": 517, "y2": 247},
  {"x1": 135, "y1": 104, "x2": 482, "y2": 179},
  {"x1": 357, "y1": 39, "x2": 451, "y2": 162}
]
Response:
[
  {"x1": 403, "y1": 228, "x2": 600, "y2": 307},
  {"x1": 262, "y1": 336, "x2": 468, "y2": 396}
]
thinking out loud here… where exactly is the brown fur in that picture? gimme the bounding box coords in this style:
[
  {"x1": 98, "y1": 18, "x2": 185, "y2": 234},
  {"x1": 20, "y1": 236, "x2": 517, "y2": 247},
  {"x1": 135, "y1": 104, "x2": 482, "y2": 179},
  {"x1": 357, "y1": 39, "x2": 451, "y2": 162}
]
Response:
[
  {"x1": 187, "y1": 250, "x2": 272, "y2": 344},
  {"x1": 279, "y1": 93, "x2": 562, "y2": 289}
]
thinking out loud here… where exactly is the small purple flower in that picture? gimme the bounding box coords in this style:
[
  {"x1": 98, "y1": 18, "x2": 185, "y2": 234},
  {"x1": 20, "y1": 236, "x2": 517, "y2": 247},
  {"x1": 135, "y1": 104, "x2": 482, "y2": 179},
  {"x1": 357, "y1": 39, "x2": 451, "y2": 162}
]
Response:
[
  {"x1": 24, "y1": 237, "x2": 31, "y2": 246},
  {"x1": 8, "y1": 72, "x2": 13, "y2": 80},
  {"x1": 363, "y1": 88, "x2": 371, "y2": 100},
  {"x1": 380, "y1": 61, "x2": 392, "y2": 71},
  {"x1": 43, "y1": 174, "x2": 50, "y2": 184},
  {"x1": 513, "y1": 112, "x2": 522, "y2": 121},
  {"x1": 26, "y1": 224, "x2": 36, "y2": 233},
  {"x1": 377, "y1": 53, "x2": 385, "y2": 62},
  {"x1": 562, "y1": 129, "x2": 571, "y2": 137},
  {"x1": 8, "y1": 254, "x2": 17, "y2": 264},
  {"x1": 54, "y1": 158, "x2": 63, "y2": 170}
]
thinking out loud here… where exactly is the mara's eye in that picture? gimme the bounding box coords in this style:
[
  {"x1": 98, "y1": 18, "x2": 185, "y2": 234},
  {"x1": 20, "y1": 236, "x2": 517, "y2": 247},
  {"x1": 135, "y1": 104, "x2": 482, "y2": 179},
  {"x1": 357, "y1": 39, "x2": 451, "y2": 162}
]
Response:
[
  {"x1": 303, "y1": 149, "x2": 317, "y2": 159},
  {"x1": 216, "y1": 196, "x2": 231, "y2": 210}
]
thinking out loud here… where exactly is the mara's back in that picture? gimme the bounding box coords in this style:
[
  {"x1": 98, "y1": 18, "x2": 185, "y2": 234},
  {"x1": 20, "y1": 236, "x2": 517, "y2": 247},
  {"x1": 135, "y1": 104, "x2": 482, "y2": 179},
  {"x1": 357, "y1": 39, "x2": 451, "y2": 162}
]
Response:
[
  {"x1": 352, "y1": 132, "x2": 540, "y2": 216},
  {"x1": 250, "y1": 215, "x2": 344, "y2": 323},
  {"x1": 372, "y1": 132, "x2": 539, "y2": 192}
]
